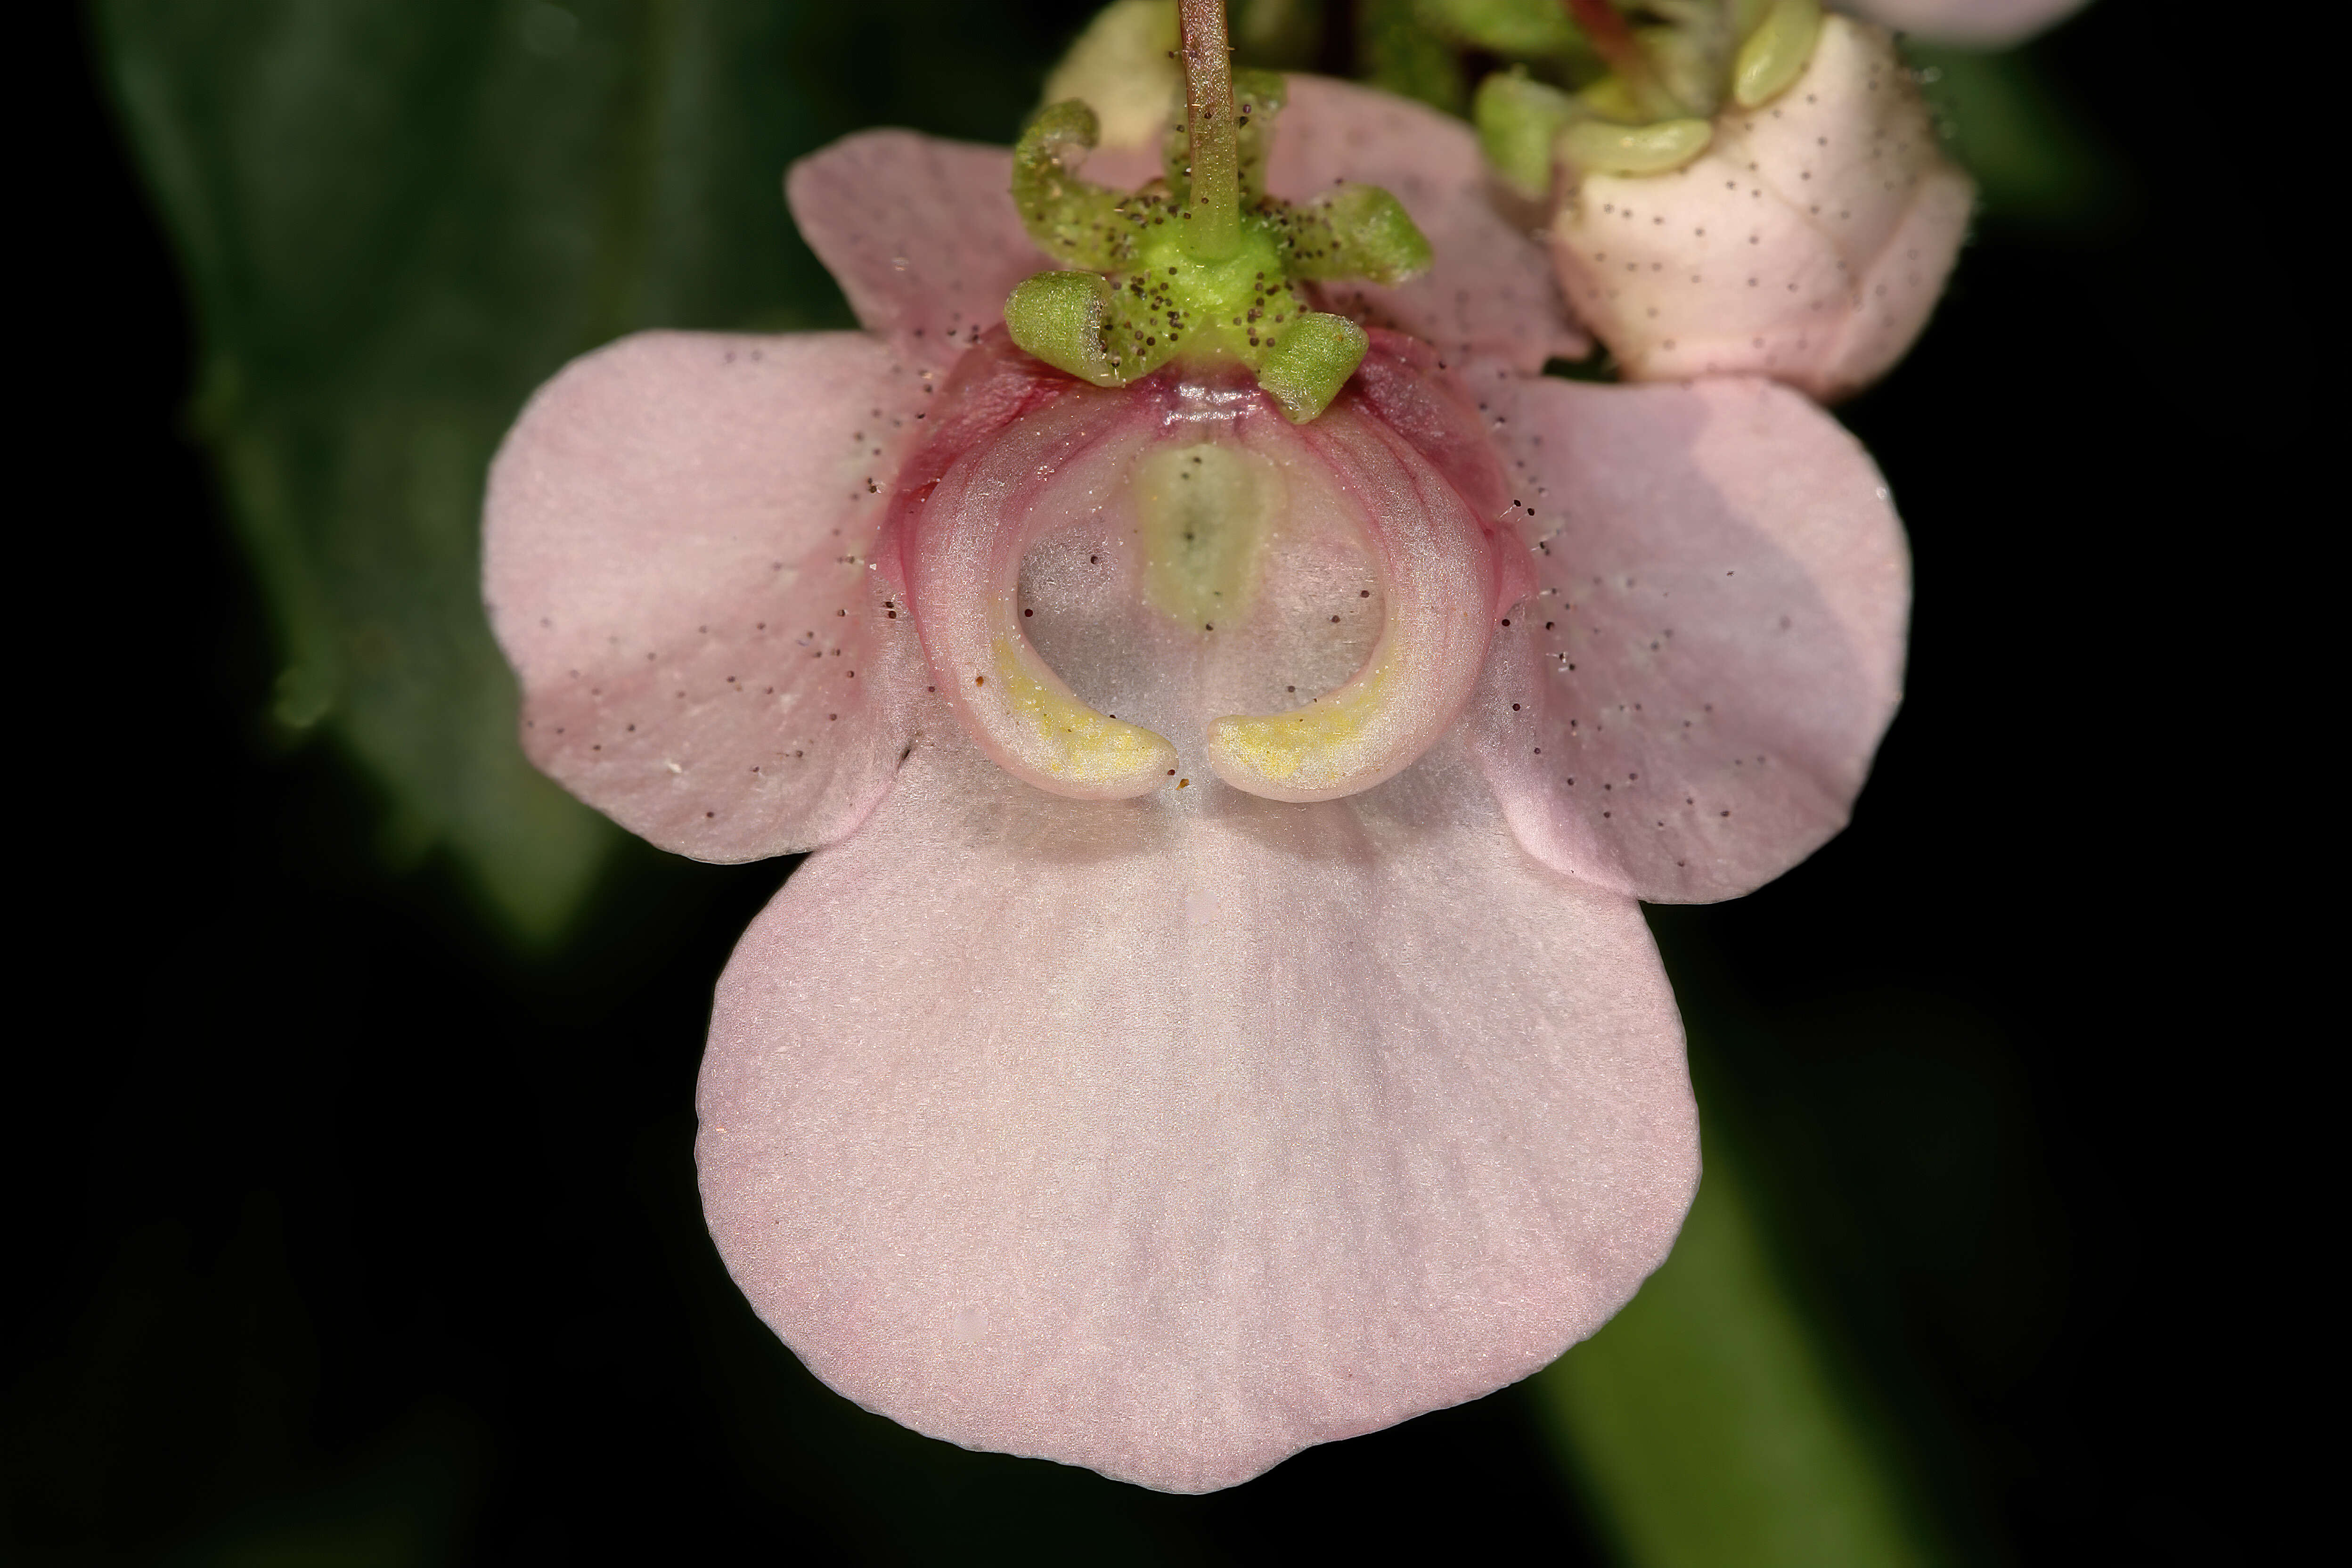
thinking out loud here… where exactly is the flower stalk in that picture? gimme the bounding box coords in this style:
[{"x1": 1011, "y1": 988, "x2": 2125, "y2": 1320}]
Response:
[
  {"x1": 1179, "y1": 0, "x2": 1242, "y2": 261},
  {"x1": 1560, "y1": 0, "x2": 1680, "y2": 119}
]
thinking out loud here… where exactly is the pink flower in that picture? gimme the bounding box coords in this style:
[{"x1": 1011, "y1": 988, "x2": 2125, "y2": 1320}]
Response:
[
  {"x1": 484, "y1": 74, "x2": 1908, "y2": 1491},
  {"x1": 1549, "y1": 14, "x2": 1974, "y2": 400}
]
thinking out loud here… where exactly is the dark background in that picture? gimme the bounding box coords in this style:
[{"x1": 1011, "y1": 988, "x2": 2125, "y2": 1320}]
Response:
[{"x1": 12, "y1": 2, "x2": 2297, "y2": 1562}]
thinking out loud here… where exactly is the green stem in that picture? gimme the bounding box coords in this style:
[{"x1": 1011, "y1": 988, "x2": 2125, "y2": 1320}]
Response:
[
  {"x1": 1179, "y1": 0, "x2": 1241, "y2": 261},
  {"x1": 1561, "y1": 0, "x2": 1681, "y2": 119},
  {"x1": 1562, "y1": 0, "x2": 1642, "y2": 75}
]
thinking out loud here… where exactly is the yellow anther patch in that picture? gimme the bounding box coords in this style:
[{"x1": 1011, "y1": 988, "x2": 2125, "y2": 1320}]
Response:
[
  {"x1": 1208, "y1": 658, "x2": 1396, "y2": 792},
  {"x1": 989, "y1": 633, "x2": 1175, "y2": 784}
]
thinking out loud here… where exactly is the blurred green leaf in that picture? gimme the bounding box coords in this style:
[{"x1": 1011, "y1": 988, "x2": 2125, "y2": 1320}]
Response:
[
  {"x1": 95, "y1": 0, "x2": 1086, "y2": 942},
  {"x1": 1235, "y1": 0, "x2": 1326, "y2": 69},
  {"x1": 1908, "y1": 43, "x2": 2120, "y2": 231},
  {"x1": 1359, "y1": 0, "x2": 1466, "y2": 113},
  {"x1": 1535, "y1": 1090, "x2": 1938, "y2": 1568},
  {"x1": 1417, "y1": 0, "x2": 1583, "y2": 60}
]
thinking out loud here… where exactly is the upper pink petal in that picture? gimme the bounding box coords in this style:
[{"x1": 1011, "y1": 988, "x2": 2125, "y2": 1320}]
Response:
[
  {"x1": 1463, "y1": 372, "x2": 1909, "y2": 902},
  {"x1": 696, "y1": 725, "x2": 1696, "y2": 1492},
  {"x1": 786, "y1": 131, "x2": 1053, "y2": 370},
  {"x1": 484, "y1": 330, "x2": 931, "y2": 862},
  {"x1": 1846, "y1": 0, "x2": 2088, "y2": 46},
  {"x1": 1268, "y1": 76, "x2": 1590, "y2": 373}
]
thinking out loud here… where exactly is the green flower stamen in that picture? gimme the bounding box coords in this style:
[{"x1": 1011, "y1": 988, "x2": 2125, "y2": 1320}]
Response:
[{"x1": 1001, "y1": 0, "x2": 1433, "y2": 424}]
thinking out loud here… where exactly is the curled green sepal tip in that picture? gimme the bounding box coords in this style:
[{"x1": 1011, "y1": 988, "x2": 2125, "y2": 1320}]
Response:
[
  {"x1": 1258, "y1": 312, "x2": 1370, "y2": 424},
  {"x1": 1290, "y1": 185, "x2": 1434, "y2": 287},
  {"x1": 1475, "y1": 70, "x2": 1579, "y2": 200},
  {"x1": 1004, "y1": 271, "x2": 1124, "y2": 387},
  {"x1": 1558, "y1": 116, "x2": 1713, "y2": 176}
]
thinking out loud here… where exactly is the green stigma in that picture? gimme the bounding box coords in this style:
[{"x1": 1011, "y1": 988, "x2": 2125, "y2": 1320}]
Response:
[{"x1": 1002, "y1": 2, "x2": 1431, "y2": 424}]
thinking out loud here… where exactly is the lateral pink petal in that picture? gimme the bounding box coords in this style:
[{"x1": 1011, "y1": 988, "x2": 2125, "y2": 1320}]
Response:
[
  {"x1": 697, "y1": 731, "x2": 1696, "y2": 1493},
  {"x1": 1464, "y1": 373, "x2": 1908, "y2": 902},
  {"x1": 484, "y1": 331, "x2": 929, "y2": 862},
  {"x1": 786, "y1": 131, "x2": 1052, "y2": 368},
  {"x1": 1266, "y1": 76, "x2": 1590, "y2": 373}
]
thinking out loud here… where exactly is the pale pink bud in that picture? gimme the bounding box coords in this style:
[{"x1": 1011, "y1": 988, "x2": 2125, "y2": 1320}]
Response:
[
  {"x1": 1550, "y1": 16, "x2": 1973, "y2": 401},
  {"x1": 1847, "y1": 0, "x2": 2088, "y2": 48}
]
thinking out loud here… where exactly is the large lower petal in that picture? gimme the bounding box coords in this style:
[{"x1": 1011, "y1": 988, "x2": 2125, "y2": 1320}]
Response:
[
  {"x1": 1465, "y1": 373, "x2": 1909, "y2": 902},
  {"x1": 484, "y1": 331, "x2": 929, "y2": 861},
  {"x1": 696, "y1": 729, "x2": 1696, "y2": 1493},
  {"x1": 787, "y1": 131, "x2": 1054, "y2": 372}
]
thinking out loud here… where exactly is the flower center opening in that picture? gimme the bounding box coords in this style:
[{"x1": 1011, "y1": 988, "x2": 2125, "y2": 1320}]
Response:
[{"x1": 898, "y1": 353, "x2": 1506, "y2": 807}]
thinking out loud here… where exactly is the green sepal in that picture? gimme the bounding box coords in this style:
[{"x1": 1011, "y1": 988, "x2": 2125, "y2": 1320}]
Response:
[
  {"x1": 1475, "y1": 68, "x2": 1580, "y2": 199},
  {"x1": 1639, "y1": 19, "x2": 1727, "y2": 120},
  {"x1": 1004, "y1": 270, "x2": 1127, "y2": 386},
  {"x1": 1013, "y1": 100, "x2": 1135, "y2": 271},
  {"x1": 1558, "y1": 114, "x2": 1713, "y2": 176},
  {"x1": 1163, "y1": 67, "x2": 1289, "y2": 209},
  {"x1": 1732, "y1": 0, "x2": 1822, "y2": 109},
  {"x1": 1287, "y1": 184, "x2": 1434, "y2": 286},
  {"x1": 1002, "y1": 36, "x2": 1426, "y2": 422},
  {"x1": 1360, "y1": 0, "x2": 1467, "y2": 113},
  {"x1": 1256, "y1": 311, "x2": 1368, "y2": 423}
]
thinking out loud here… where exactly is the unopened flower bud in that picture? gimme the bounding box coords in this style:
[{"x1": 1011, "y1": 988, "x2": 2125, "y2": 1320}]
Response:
[
  {"x1": 1549, "y1": 16, "x2": 1972, "y2": 401},
  {"x1": 1041, "y1": 0, "x2": 1182, "y2": 150},
  {"x1": 1847, "y1": 0, "x2": 2088, "y2": 49}
]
